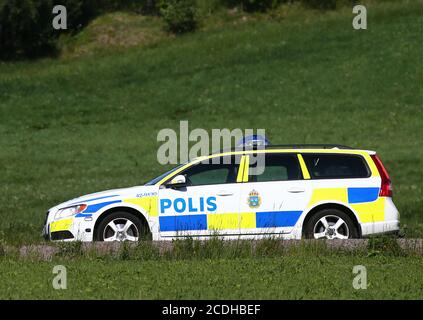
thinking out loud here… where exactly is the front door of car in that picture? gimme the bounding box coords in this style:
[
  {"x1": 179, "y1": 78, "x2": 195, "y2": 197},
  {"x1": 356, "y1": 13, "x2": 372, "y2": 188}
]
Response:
[
  {"x1": 158, "y1": 155, "x2": 243, "y2": 238},
  {"x1": 238, "y1": 152, "x2": 311, "y2": 235}
]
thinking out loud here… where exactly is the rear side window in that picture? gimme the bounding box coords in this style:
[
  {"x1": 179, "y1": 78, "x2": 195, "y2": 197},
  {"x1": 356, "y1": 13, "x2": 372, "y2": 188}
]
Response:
[
  {"x1": 248, "y1": 153, "x2": 302, "y2": 182},
  {"x1": 302, "y1": 154, "x2": 370, "y2": 179}
]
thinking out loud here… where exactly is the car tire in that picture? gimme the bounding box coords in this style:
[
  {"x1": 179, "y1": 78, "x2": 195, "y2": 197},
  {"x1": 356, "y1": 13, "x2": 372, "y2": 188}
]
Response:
[
  {"x1": 95, "y1": 211, "x2": 144, "y2": 242},
  {"x1": 304, "y1": 208, "x2": 359, "y2": 239}
]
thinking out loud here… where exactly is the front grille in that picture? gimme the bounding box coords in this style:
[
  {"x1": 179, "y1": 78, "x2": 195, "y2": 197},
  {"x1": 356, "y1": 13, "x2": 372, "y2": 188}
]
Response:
[{"x1": 51, "y1": 231, "x2": 74, "y2": 241}]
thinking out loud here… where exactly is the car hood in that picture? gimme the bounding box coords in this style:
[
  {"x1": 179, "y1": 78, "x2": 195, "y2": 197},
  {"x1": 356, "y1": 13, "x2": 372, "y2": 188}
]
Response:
[{"x1": 50, "y1": 185, "x2": 156, "y2": 211}]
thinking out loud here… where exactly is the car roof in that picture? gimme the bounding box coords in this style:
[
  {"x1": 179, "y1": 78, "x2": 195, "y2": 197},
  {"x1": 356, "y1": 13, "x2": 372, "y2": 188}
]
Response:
[{"x1": 193, "y1": 146, "x2": 377, "y2": 161}]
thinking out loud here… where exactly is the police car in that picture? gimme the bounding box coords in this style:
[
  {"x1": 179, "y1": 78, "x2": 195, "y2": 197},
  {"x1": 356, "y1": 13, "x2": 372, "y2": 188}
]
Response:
[{"x1": 43, "y1": 138, "x2": 399, "y2": 241}]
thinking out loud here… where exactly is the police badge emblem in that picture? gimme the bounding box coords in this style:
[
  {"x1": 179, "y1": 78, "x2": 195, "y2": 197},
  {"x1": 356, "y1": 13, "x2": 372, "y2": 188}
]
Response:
[{"x1": 247, "y1": 190, "x2": 261, "y2": 209}]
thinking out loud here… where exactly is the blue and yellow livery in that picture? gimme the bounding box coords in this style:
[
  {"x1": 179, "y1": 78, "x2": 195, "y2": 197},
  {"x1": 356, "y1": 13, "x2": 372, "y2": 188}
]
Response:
[{"x1": 43, "y1": 145, "x2": 399, "y2": 241}]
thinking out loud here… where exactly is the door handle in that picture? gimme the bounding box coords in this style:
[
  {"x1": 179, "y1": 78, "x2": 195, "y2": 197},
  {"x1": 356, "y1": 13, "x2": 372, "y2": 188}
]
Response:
[
  {"x1": 217, "y1": 191, "x2": 234, "y2": 196},
  {"x1": 288, "y1": 187, "x2": 305, "y2": 193}
]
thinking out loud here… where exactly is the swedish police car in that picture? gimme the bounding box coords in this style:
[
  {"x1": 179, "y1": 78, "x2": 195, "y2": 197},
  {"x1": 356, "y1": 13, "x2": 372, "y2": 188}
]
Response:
[{"x1": 43, "y1": 138, "x2": 399, "y2": 241}]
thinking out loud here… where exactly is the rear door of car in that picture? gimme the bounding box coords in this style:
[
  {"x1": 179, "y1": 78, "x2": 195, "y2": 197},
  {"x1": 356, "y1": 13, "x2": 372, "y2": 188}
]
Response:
[
  {"x1": 238, "y1": 152, "x2": 312, "y2": 235},
  {"x1": 301, "y1": 153, "x2": 380, "y2": 223}
]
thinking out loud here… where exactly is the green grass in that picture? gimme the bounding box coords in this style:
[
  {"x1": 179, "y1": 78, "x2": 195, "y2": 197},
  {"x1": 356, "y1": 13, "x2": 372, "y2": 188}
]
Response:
[
  {"x1": 1, "y1": 239, "x2": 423, "y2": 299},
  {"x1": 0, "y1": 0, "x2": 423, "y2": 245}
]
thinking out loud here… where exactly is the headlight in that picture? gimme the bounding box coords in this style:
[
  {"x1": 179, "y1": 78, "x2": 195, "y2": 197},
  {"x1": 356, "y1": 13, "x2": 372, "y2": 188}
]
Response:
[{"x1": 55, "y1": 204, "x2": 87, "y2": 220}]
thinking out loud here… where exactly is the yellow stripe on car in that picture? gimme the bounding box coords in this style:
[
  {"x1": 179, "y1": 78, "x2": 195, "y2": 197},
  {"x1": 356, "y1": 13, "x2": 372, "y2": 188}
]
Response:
[
  {"x1": 308, "y1": 188, "x2": 348, "y2": 207},
  {"x1": 208, "y1": 213, "x2": 239, "y2": 230},
  {"x1": 239, "y1": 212, "x2": 256, "y2": 229},
  {"x1": 236, "y1": 156, "x2": 246, "y2": 183},
  {"x1": 362, "y1": 153, "x2": 380, "y2": 177},
  {"x1": 207, "y1": 212, "x2": 257, "y2": 230},
  {"x1": 242, "y1": 155, "x2": 250, "y2": 182},
  {"x1": 352, "y1": 197, "x2": 385, "y2": 223},
  {"x1": 297, "y1": 154, "x2": 311, "y2": 180},
  {"x1": 124, "y1": 196, "x2": 159, "y2": 217},
  {"x1": 308, "y1": 187, "x2": 386, "y2": 223},
  {"x1": 50, "y1": 218, "x2": 73, "y2": 232}
]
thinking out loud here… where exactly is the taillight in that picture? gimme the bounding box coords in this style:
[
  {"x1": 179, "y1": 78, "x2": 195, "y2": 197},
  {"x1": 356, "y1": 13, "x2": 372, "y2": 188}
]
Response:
[{"x1": 371, "y1": 154, "x2": 392, "y2": 197}]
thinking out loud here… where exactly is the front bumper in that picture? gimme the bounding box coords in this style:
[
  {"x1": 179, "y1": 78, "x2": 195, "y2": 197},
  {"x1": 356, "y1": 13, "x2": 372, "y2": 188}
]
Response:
[
  {"x1": 43, "y1": 219, "x2": 76, "y2": 241},
  {"x1": 43, "y1": 209, "x2": 95, "y2": 241}
]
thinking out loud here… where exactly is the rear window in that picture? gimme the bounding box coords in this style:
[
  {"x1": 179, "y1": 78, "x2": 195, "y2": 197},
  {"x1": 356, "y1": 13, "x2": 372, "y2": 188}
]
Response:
[{"x1": 302, "y1": 154, "x2": 370, "y2": 179}]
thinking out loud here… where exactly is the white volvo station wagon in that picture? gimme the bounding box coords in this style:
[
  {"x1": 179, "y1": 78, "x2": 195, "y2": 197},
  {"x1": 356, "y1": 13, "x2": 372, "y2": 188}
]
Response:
[{"x1": 43, "y1": 142, "x2": 400, "y2": 242}]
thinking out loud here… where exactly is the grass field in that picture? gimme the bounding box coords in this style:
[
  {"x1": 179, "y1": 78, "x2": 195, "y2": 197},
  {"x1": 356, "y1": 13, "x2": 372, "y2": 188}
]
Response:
[
  {"x1": 1, "y1": 239, "x2": 423, "y2": 299},
  {"x1": 0, "y1": 0, "x2": 422, "y2": 299},
  {"x1": 2, "y1": 256, "x2": 423, "y2": 299}
]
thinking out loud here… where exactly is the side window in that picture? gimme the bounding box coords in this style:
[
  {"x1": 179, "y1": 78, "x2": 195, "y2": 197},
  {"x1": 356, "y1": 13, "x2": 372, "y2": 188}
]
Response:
[
  {"x1": 248, "y1": 153, "x2": 302, "y2": 182},
  {"x1": 178, "y1": 156, "x2": 240, "y2": 186},
  {"x1": 302, "y1": 154, "x2": 370, "y2": 179}
]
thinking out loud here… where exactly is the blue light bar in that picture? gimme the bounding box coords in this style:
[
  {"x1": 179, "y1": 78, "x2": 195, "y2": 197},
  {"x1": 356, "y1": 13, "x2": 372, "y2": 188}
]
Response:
[{"x1": 237, "y1": 135, "x2": 270, "y2": 148}]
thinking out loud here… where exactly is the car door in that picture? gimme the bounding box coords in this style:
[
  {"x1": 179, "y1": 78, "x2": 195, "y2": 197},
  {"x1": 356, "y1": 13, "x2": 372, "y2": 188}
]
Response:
[
  {"x1": 158, "y1": 155, "x2": 243, "y2": 238},
  {"x1": 238, "y1": 152, "x2": 311, "y2": 235}
]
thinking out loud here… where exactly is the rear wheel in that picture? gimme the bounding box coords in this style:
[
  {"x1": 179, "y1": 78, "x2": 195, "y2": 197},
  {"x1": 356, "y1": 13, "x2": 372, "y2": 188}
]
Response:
[
  {"x1": 304, "y1": 209, "x2": 358, "y2": 239},
  {"x1": 95, "y1": 212, "x2": 143, "y2": 242}
]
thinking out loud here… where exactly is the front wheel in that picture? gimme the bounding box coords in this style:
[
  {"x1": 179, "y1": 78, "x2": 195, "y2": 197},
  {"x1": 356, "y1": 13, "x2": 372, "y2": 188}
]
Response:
[
  {"x1": 95, "y1": 212, "x2": 142, "y2": 242},
  {"x1": 304, "y1": 209, "x2": 359, "y2": 239}
]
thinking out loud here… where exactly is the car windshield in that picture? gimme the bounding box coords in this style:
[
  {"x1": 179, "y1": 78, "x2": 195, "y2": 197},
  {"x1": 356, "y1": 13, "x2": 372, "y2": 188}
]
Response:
[{"x1": 144, "y1": 162, "x2": 187, "y2": 186}]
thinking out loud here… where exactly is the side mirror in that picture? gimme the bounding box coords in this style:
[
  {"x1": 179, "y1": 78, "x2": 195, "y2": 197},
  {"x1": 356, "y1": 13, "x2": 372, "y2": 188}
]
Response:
[{"x1": 166, "y1": 175, "x2": 186, "y2": 188}]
